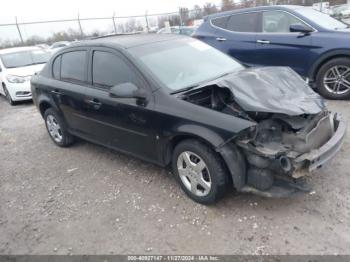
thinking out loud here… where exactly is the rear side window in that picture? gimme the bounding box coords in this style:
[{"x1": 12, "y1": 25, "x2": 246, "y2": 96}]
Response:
[
  {"x1": 211, "y1": 16, "x2": 229, "y2": 29},
  {"x1": 92, "y1": 51, "x2": 138, "y2": 89},
  {"x1": 61, "y1": 51, "x2": 86, "y2": 83},
  {"x1": 52, "y1": 55, "x2": 61, "y2": 79},
  {"x1": 226, "y1": 12, "x2": 261, "y2": 32}
]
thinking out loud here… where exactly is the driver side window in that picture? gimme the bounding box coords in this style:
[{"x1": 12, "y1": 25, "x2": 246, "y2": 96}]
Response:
[
  {"x1": 262, "y1": 11, "x2": 310, "y2": 33},
  {"x1": 92, "y1": 51, "x2": 139, "y2": 89}
]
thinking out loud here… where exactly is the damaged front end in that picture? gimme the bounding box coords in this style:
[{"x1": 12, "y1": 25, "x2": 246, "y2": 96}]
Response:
[
  {"x1": 179, "y1": 67, "x2": 347, "y2": 197},
  {"x1": 235, "y1": 110, "x2": 346, "y2": 197}
]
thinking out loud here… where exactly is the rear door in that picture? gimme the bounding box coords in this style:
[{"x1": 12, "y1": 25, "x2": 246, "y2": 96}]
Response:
[
  {"x1": 254, "y1": 10, "x2": 314, "y2": 76},
  {"x1": 49, "y1": 49, "x2": 90, "y2": 135},
  {"x1": 83, "y1": 47, "x2": 157, "y2": 161},
  {"x1": 209, "y1": 12, "x2": 261, "y2": 66}
]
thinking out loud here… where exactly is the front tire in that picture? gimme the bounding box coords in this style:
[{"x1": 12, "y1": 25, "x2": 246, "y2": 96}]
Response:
[
  {"x1": 3, "y1": 85, "x2": 14, "y2": 105},
  {"x1": 316, "y1": 58, "x2": 350, "y2": 100},
  {"x1": 172, "y1": 139, "x2": 229, "y2": 204},
  {"x1": 44, "y1": 108, "x2": 74, "y2": 147}
]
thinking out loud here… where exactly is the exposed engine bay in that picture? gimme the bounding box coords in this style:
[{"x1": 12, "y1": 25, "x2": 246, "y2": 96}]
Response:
[{"x1": 179, "y1": 85, "x2": 343, "y2": 193}]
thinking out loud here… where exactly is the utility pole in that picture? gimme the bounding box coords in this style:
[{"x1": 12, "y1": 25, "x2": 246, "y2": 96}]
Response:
[
  {"x1": 112, "y1": 12, "x2": 117, "y2": 34},
  {"x1": 178, "y1": 7, "x2": 183, "y2": 28},
  {"x1": 77, "y1": 12, "x2": 84, "y2": 37},
  {"x1": 145, "y1": 11, "x2": 149, "y2": 33},
  {"x1": 15, "y1": 16, "x2": 24, "y2": 44}
]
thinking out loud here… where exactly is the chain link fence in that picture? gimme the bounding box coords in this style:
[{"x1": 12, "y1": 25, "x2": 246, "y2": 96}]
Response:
[{"x1": 0, "y1": 0, "x2": 349, "y2": 47}]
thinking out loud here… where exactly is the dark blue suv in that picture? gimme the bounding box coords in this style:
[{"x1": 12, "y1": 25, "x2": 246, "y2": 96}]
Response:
[{"x1": 194, "y1": 5, "x2": 350, "y2": 99}]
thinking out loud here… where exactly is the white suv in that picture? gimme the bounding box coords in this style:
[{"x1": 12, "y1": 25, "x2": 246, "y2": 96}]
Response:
[{"x1": 0, "y1": 46, "x2": 51, "y2": 105}]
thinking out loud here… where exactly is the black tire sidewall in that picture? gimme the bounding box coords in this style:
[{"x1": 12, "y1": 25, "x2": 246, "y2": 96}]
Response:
[
  {"x1": 3, "y1": 86, "x2": 14, "y2": 105},
  {"x1": 172, "y1": 139, "x2": 229, "y2": 204},
  {"x1": 44, "y1": 108, "x2": 73, "y2": 147},
  {"x1": 316, "y1": 58, "x2": 350, "y2": 100}
]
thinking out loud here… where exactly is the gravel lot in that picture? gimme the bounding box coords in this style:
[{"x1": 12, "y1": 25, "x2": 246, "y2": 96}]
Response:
[{"x1": 0, "y1": 96, "x2": 350, "y2": 255}]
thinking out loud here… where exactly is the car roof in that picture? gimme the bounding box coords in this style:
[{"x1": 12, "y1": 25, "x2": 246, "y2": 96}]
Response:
[
  {"x1": 0, "y1": 46, "x2": 42, "y2": 55},
  {"x1": 207, "y1": 5, "x2": 307, "y2": 19},
  {"x1": 70, "y1": 33, "x2": 187, "y2": 49}
]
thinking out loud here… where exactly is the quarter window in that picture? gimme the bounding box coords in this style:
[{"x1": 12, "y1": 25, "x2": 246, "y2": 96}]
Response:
[
  {"x1": 92, "y1": 51, "x2": 138, "y2": 89},
  {"x1": 262, "y1": 11, "x2": 311, "y2": 33},
  {"x1": 52, "y1": 55, "x2": 61, "y2": 79},
  {"x1": 211, "y1": 16, "x2": 229, "y2": 29},
  {"x1": 226, "y1": 12, "x2": 260, "y2": 32},
  {"x1": 61, "y1": 51, "x2": 86, "y2": 83}
]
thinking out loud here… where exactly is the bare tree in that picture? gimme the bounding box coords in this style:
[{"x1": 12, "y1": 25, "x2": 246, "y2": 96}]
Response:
[
  {"x1": 202, "y1": 3, "x2": 218, "y2": 16},
  {"x1": 191, "y1": 5, "x2": 203, "y2": 20},
  {"x1": 136, "y1": 20, "x2": 144, "y2": 32},
  {"x1": 221, "y1": 0, "x2": 235, "y2": 11},
  {"x1": 179, "y1": 7, "x2": 190, "y2": 25},
  {"x1": 24, "y1": 35, "x2": 45, "y2": 46},
  {"x1": 125, "y1": 18, "x2": 136, "y2": 32},
  {"x1": 157, "y1": 15, "x2": 168, "y2": 28}
]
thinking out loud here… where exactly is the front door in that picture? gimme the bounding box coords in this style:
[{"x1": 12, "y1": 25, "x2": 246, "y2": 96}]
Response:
[
  {"x1": 254, "y1": 10, "x2": 315, "y2": 77},
  {"x1": 83, "y1": 48, "x2": 157, "y2": 161}
]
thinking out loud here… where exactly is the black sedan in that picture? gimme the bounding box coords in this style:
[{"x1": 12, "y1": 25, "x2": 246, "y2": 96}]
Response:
[{"x1": 31, "y1": 34, "x2": 346, "y2": 204}]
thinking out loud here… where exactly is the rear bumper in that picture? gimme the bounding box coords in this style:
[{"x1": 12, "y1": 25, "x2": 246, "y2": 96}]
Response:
[{"x1": 294, "y1": 114, "x2": 346, "y2": 174}]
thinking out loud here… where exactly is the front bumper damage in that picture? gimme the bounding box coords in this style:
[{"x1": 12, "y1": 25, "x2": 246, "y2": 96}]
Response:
[
  {"x1": 180, "y1": 66, "x2": 346, "y2": 198},
  {"x1": 294, "y1": 116, "x2": 346, "y2": 173},
  {"x1": 235, "y1": 113, "x2": 347, "y2": 198}
]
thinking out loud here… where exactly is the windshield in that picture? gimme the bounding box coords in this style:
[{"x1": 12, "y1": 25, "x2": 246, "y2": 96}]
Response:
[
  {"x1": 295, "y1": 7, "x2": 348, "y2": 30},
  {"x1": 130, "y1": 38, "x2": 243, "y2": 91},
  {"x1": 0, "y1": 49, "x2": 51, "y2": 68}
]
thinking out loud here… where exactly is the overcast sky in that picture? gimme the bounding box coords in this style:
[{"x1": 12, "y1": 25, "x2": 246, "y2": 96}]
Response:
[
  {"x1": 1, "y1": 0, "x2": 221, "y2": 22},
  {"x1": 0, "y1": 0, "x2": 221, "y2": 42}
]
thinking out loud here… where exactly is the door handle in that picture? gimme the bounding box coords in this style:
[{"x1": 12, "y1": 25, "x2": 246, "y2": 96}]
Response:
[
  {"x1": 257, "y1": 40, "x2": 270, "y2": 44},
  {"x1": 216, "y1": 37, "x2": 227, "y2": 42},
  {"x1": 51, "y1": 89, "x2": 62, "y2": 95},
  {"x1": 86, "y1": 98, "x2": 102, "y2": 109}
]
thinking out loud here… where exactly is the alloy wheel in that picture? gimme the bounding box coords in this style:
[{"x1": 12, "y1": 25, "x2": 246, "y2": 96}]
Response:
[
  {"x1": 46, "y1": 115, "x2": 63, "y2": 143},
  {"x1": 323, "y1": 65, "x2": 350, "y2": 95},
  {"x1": 177, "y1": 151, "x2": 211, "y2": 197}
]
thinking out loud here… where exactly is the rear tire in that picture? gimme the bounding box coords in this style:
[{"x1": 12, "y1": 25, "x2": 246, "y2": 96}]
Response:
[
  {"x1": 172, "y1": 139, "x2": 229, "y2": 204},
  {"x1": 44, "y1": 108, "x2": 74, "y2": 147},
  {"x1": 316, "y1": 58, "x2": 350, "y2": 100}
]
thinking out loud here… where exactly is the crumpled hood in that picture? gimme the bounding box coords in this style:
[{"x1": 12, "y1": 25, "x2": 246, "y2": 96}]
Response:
[{"x1": 197, "y1": 67, "x2": 325, "y2": 116}]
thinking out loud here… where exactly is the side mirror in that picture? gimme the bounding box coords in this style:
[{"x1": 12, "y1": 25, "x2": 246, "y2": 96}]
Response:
[
  {"x1": 290, "y1": 24, "x2": 313, "y2": 34},
  {"x1": 109, "y1": 82, "x2": 146, "y2": 99}
]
